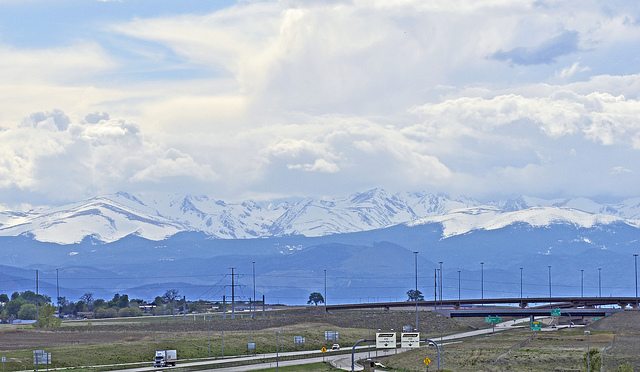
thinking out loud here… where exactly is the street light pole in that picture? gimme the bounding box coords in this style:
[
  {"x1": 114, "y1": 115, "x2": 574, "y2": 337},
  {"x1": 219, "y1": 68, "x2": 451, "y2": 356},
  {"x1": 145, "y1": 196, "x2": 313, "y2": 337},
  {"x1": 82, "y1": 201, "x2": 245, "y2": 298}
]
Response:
[
  {"x1": 324, "y1": 269, "x2": 327, "y2": 312},
  {"x1": 414, "y1": 252, "x2": 419, "y2": 331},
  {"x1": 457, "y1": 270, "x2": 461, "y2": 302},
  {"x1": 598, "y1": 268, "x2": 602, "y2": 298},
  {"x1": 581, "y1": 269, "x2": 584, "y2": 298},
  {"x1": 548, "y1": 265, "x2": 552, "y2": 301},
  {"x1": 520, "y1": 267, "x2": 523, "y2": 303},
  {"x1": 480, "y1": 262, "x2": 484, "y2": 300},
  {"x1": 634, "y1": 254, "x2": 638, "y2": 309},
  {"x1": 438, "y1": 261, "x2": 443, "y2": 306},
  {"x1": 252, "y1": 261, "x2": 256, "y2": 319}
]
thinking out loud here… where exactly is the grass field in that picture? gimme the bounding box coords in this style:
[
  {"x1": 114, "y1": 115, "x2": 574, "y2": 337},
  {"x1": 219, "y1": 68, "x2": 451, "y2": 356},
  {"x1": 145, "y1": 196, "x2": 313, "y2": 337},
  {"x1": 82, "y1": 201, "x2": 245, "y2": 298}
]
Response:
[
  {"x1": 379, "y1": 312, "x2": 640, "y2": 372},
  {"x1": 0, "y1": 308, "x2": 469, "y2": 371},
  {"x1": 256, "y1": 362, "x2": 339, "y2": 371}
]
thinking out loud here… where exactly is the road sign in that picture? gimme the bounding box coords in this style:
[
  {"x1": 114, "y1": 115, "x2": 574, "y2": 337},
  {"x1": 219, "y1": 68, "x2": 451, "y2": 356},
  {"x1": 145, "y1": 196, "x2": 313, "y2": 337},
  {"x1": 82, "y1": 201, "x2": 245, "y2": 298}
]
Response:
[
  {"x1": 294, "y1": 336, "x2": 305, "y2": 345},
  {"x1": 1, "y1": 356, "x2": 5, "y2": 363},
  {"x1": 530, "y1": 321, "x2": 542, "y2": 331},
  {"x1": 33, "y1": 350, "x2": 50, "y2": 365},
  {"x1": 321, "y1": 346, "x2": 327, "y2": 353},
  {"x1": 423, "y1": 357, "x2": 431, "y2": 366},
  {"x1": 247, "y1": 342, "x2": 256, "y2": 352},
  {"x1": 376, "y1": 332, "x2": 397, "y2": 349},
  {"x1": 324, "y1": 331, "x2": 339, "y2": 341},
  {"x1": 401, "y1": 332, "x2": 420, "y2": 348},
  {"x1": 551, "y1": 308, "x2": 561, "y2": 317},
  {"x1": 485, "y1": 316, "x2": 502, "y2": 324}
]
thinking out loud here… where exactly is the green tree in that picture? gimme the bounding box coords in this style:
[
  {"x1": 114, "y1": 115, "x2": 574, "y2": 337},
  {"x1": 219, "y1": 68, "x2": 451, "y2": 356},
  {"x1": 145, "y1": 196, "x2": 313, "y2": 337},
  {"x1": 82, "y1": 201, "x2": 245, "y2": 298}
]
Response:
[
  {"x1": 307, "y1": 292, "x2": 325, "y2": 306},
  {"x1": 35, "y1": 304, "x2": 61, "y2": 328},
  {"x1": 5, "y1": 298, "x2": 26, "y2": 317},
  {"x1": 583, "y1": 349, "x2": 602, "y2": 372},
  {"x1": 80, "y1": 293, "x2": 94, "y2": 310},
  {"x1": 118, "y1": 307, "x2": 142, "y2": 317},
  {"x1": 18, "y1": 303, "x2": 37, "y2": 320},
  {"x1": 0, "y1": 293, "x2": 9, "y2": 303},
  {"x1": 94, "y1": 307, "x2": 118, "y2": 318},
  {"x1": 406, "y1": 289, "x2": 424, "y2": 301},
  {"x1": 616, "y1": 363, "x2": 633, "y2": 372}
]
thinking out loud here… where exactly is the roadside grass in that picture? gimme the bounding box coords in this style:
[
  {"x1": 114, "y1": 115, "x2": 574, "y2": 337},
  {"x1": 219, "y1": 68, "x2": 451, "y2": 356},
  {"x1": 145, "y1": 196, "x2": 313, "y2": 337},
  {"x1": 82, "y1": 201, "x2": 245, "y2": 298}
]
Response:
[
  {"x1": 381, "y1": 327, "x2": 615, "y2": 372},
  {"x1": 255, "y1": 362, "x2": 339, "y2": 371},
  {"x1": 0, "y1": 309, "x2": 469, "y2": 371}
]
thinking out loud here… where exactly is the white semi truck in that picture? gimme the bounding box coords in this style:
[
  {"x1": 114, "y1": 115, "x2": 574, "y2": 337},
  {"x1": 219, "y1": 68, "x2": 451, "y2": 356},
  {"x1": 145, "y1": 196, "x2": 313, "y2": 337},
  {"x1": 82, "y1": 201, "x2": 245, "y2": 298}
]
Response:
[{"x1": 153, "y1": 350, "x2": 177, "y2": 367}]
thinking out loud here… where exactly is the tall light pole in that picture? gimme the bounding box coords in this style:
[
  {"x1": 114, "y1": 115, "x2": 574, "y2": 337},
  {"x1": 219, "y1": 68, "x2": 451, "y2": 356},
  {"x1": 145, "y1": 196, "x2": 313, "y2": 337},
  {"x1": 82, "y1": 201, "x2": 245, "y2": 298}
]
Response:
[
  {"x1": 598, "y1": 268, "x2": 602, "y2": 298},
  {"x1": 433, "y1": 267, "x2": 438, "y2": 309},
  {"x1": 438, "y1": 261, "x2": 443, "y2": 305},
  {"x1": 519, "y1": 267, "x2": 523, "y2": 302},
  {"x1": 324, "y1": 269, "x2": 327, "y2": 312},
  {"x1": 480, "y1": 262, "x2": 484, "y2": 299},
  {"x1": 56, "y1": 268, "x2": 60, "y2": 317},
  {"x1": 634, "y1": 254, "x2": 638, "y2": 308},
  {"x1": 414, "y1": 252, "x2": 419, "y2": 331},
  {"x1": 581, "y1": 269, "x2": 584, "y2": 298},
  {"x1": 252, "y1": 261, "x2": 256, "y2": 319},
  {"x1": 548, "y1": 265, "x2": 552, "y2": 301},
  {"x1": 457, "y1": 270, "x2": 461, "y2": 301}
]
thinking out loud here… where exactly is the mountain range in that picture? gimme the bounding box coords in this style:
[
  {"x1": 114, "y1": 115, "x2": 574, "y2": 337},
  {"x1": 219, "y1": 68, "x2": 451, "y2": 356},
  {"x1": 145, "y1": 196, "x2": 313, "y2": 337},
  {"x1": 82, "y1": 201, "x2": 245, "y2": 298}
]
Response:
[
  {"x1": 1, "y1": 188, "x2": 640, "y2": 244},
  {"x1": 1, "y1": 189, "x2": 640, "y2": 304}
]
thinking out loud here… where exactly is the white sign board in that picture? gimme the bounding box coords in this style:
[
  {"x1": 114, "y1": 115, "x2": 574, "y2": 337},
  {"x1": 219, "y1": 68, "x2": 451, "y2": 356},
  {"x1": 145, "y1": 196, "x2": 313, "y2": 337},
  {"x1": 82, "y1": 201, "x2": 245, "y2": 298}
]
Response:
[
  {"x1": 33, "y1": 350, "x2": 51, "y2": 365},
  {"x1": 1, "y1": 356, "x2": 6, "y2": 363},
  {"x1": 401, "y1": 332, "x2": 420, "y2": 348},
  {"x1": 375, "y1": 332, "x2": 397, "y2": 349}
]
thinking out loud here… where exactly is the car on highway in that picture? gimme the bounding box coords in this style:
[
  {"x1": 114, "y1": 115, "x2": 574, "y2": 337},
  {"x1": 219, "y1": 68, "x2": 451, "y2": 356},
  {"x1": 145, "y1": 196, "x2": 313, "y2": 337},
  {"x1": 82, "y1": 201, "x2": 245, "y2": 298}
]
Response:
[{"x1": 331, "y1": 343, "x2": 340, "y2": 350}]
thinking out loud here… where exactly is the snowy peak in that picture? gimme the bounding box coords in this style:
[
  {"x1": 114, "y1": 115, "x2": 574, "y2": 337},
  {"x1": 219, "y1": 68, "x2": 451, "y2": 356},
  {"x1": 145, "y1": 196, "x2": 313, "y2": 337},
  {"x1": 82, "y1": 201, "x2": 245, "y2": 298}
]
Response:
[
  {"x1": 1, "y1": 189, "x2": 640, "y2": 244},
  {"x1": 409, "y1": 206, "x2": 635, "y2": 238}
]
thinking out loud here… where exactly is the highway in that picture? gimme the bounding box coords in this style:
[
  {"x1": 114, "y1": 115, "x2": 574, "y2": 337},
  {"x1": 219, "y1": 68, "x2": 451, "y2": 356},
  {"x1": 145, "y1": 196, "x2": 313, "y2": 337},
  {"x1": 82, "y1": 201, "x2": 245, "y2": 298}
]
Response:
[{"x1": 110, "y1": 316, "x2": 542, "y2": 372}]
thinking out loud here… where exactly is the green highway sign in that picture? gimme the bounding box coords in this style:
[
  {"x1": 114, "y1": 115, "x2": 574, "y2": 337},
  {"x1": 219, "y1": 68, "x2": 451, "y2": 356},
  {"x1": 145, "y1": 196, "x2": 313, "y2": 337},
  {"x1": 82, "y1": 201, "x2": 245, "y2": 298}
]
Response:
[
  {"x1": 530, "y1": 321, "x2": 542, "y2": 331},
  {"x1": 485, "y1": 316, "x2": 502, "y2": 324},
  {"x1": 551, "y1": 308, "x2": 561, "y2": 317}
]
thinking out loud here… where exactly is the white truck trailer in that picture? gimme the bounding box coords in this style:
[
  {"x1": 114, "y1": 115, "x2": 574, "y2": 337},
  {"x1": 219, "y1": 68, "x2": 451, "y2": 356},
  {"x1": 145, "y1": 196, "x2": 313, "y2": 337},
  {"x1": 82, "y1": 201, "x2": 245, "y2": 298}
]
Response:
[{"x1": 153, "y1": 350, "x2": 177, "y2": 367}]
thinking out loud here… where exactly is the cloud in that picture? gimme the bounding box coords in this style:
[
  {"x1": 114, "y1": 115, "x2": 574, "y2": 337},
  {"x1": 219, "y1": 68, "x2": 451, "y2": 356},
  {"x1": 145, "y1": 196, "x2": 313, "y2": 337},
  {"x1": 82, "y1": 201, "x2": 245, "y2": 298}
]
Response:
[
  {"x1": 557, "y1": 62, "x2": 591, "y2": 79},
  {"x1": 492, "y1": 30, "x2": 580, "y2": 65},
  {"x1": 0, "y1": 111, "x2": 217, "y2": 200},
  {"x1": 2, "y1": 1, "x2": 640, "y2": 203}
]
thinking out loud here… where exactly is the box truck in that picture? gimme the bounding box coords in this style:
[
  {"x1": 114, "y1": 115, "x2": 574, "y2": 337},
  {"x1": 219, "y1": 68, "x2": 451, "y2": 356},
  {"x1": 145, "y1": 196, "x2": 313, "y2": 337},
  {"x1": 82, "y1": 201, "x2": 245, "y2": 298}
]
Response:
[{"x1": 154, "y1": 350, "x2": 177, "y2": 367}]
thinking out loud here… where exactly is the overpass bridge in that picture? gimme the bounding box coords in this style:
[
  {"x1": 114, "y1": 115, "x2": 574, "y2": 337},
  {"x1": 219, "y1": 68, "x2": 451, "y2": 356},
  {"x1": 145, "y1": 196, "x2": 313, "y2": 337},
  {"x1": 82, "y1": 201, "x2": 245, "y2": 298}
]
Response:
[
  {"x1": 325, "y1": 296, "x2": 639, "y2": 313},
  {"x1": 439, "y1": 307, "x2": 621, "y2": 318}
]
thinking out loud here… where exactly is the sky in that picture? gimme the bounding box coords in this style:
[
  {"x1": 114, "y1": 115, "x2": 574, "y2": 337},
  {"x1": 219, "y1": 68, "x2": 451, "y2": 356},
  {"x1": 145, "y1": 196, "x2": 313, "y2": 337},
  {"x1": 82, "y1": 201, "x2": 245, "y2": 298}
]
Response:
[{"x1": 1, "y1": 0, "x2": 640, "y2": 206}]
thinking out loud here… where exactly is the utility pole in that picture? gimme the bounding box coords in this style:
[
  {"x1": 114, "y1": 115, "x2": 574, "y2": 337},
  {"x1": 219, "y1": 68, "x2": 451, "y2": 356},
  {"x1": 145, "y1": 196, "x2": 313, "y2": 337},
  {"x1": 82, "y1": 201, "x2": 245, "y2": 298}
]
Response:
[
  {"x1": 252, "y1": 261, "x2": 256, "y2": 319},
  {"x1": 413, "y1": 252, "x2": 419, "y2": 331},
  {"x1": 230, "y1": 268, "x2": 235, "y2": 319}
]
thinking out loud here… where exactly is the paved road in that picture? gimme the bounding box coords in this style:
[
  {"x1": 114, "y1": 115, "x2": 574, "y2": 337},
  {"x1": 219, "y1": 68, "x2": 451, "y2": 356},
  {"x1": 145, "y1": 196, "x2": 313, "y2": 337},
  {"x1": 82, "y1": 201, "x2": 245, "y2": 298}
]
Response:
[{"x1": 98, "y1": 317, "x2": 544, "y2": 372}]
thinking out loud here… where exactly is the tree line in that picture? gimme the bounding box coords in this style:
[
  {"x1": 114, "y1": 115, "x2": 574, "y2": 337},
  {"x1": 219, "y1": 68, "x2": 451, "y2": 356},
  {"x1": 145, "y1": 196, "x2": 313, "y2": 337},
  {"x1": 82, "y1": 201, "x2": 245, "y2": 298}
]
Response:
[{"x1": 0, "y1": 289, "x2": 212, "y2": 325}]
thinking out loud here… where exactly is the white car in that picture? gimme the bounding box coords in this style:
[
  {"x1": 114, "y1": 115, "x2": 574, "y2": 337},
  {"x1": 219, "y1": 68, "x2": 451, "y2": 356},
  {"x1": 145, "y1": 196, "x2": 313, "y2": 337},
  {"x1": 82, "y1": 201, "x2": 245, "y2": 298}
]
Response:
[{"x1": 331, "y1": 344, "x2": 340, "y2": 350}]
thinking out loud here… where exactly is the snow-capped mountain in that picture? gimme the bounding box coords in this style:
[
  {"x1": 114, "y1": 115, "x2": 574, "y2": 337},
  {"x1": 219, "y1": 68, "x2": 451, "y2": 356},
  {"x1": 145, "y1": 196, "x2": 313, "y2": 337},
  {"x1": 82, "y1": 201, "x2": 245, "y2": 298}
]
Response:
[
  {"x1": 409, "y1": 206, "x2": 635, "y2": 238},
  {"x1": 1, "y1": 188, "x2": 640, "y2": 244}
]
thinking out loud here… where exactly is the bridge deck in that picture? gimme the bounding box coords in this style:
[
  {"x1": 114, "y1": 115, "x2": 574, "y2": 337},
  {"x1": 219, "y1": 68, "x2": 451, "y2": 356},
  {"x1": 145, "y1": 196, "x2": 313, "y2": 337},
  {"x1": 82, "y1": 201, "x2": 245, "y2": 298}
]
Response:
[{"x1": 325, "y1": 296, "x2": 639, "y2": 311}]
